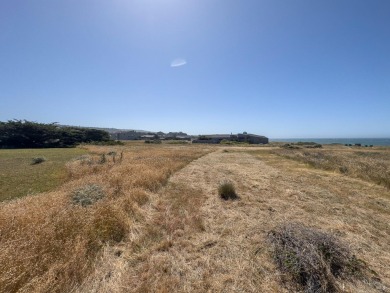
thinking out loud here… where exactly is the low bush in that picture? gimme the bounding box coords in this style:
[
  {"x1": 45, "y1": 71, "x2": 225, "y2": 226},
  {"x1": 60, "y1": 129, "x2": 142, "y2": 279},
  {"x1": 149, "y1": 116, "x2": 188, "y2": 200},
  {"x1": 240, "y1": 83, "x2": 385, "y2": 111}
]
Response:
[
  {"x1": 31, "y1": 156, "x2": 47, "y2": 165},
  {"x1": 165, "y1": 140, "x2": 189, "y2": 144},
  {"x1": 218, "y1": 181, "x2": 239, "y2": 200},
  {"x1": 282, "y1": 142, "x2": 322, "y2": 149},
  {"x1": 74, "y1": 155, "x2": 93, "y2": 165},
  {"x1": 268, "y1": 223, "x2": 369, "y2": 293},
  {"x1": 339, "y1": 166, "x2": 348, "y2": 174},
  {"x1": 72, "y1": 184, "x2": 105, "y2": 207},
  {"x1": 281, "y1": 144, "x2": 301, "y2": 149},
  {"x1": 145, "y1": 139, "x2": 162, "y2": 144}
]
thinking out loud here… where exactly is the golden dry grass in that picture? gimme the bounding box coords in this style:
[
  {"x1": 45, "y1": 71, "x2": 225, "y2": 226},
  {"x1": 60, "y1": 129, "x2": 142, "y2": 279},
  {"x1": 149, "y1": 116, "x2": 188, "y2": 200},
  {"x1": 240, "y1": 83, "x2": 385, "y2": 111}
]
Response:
[
  {"x1": 1, "y1": 144, "x2": 389, "y2": 293},
  {"x1": 0, "y1": 144, "x2": 210, "y2": 293},
  {"x1": 272, "y1": 146, "x2": 390, "y2": 188},
  {"x1": 102, "y1": 148, "x2": 388, "y2": 293}
]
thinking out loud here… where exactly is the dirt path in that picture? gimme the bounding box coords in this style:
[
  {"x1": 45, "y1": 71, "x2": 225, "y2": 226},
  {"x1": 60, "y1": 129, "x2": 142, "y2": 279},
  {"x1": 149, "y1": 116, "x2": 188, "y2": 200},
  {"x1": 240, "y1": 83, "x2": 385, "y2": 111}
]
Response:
[{"x1": 155, "y1": 149, "x2": 390, "y2": 292}]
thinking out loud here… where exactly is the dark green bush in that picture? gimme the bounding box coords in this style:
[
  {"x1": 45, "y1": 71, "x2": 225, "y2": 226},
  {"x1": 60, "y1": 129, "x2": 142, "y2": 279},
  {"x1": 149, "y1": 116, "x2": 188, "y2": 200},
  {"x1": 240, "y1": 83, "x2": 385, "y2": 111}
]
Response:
[
  {"x1": 0, "y1": 120, "x2": 111, "y2": 148},
  {"x1": 218, "y1": 182, "x2": 239, "y2": 200},
  {"x1": 31, "y1": 157, "x2": 47, "y2": 165},
  {"x1": 145, "y1": 139, "x2": 162, "y2": 144}
]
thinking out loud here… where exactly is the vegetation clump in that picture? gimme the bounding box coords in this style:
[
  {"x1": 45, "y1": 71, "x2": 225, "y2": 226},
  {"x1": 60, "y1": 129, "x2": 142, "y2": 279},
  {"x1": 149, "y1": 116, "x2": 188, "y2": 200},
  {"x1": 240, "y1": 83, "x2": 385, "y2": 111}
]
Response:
[
  {"x1": 72, "y1": 184, "x2": 105, "y2": 207},
  {"x1": 83, "y1": 140, "x2": 124, "y2": 146},
  {"x1": 145, "y1": 139, "x2": 162, "y2": 144},
  {"x1": 0, "y1": 119, "x2": 111, "y2": 148},
  {"x1": 218, "y1": 181, "x2": 239, "y2": 200},
  {"x1": 281, "y1": 143, "x2": 301, "y2": 149},
  {"x1": 74, "y1": 154, "x2": 93, "y2": 165},
  {"x1": 281, "y1": 142, "x2": 322, "y2": 149},
  {"x1": 268, "y1": 223, "x2": 369, "y2": 293},
  {"x1": 31, "y1": 156, "x2": 46, "y2": 165}
]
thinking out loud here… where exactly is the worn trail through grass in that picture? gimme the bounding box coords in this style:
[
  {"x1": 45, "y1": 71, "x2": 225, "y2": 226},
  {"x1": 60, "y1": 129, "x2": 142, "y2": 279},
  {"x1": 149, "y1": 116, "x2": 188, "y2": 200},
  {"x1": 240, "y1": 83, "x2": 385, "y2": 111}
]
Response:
[{"x1": 131, "y1": 149, "x2": 390, "y2": 292}]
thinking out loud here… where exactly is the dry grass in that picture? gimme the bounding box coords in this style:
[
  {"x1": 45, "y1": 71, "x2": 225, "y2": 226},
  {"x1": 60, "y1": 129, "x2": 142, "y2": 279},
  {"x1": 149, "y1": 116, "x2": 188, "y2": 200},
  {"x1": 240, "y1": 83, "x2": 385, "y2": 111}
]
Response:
[
  {"x1": 113, "y1": 148, "x2": 388, "y2": 293},
  {"x1": 268, "y1": 223, "x2": 370, "y2": 293},
  {"x1": 272, "y1": 146, "x2": 390, "y2": 188},
  {"x1": 1, "y1": 144, "x2": 389, "y2": 293},
  {"x1": 0, "y1": 144, "x2": 210, "y2": 293}
]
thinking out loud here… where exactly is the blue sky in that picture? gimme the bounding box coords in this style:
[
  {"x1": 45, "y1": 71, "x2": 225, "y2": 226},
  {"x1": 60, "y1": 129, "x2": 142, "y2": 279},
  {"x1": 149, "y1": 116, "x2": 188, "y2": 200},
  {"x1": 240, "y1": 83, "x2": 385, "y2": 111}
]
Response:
[{"x1": 1, "y1": 0, "x2": 389, "y2": 137}]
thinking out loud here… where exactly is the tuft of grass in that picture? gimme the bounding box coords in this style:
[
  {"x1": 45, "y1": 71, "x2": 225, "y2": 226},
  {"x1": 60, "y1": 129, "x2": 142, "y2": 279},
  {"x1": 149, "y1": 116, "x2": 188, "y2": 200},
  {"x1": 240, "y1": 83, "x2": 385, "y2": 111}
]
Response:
[
  {"x1": 31, "y1": 156, "x2": 47, "y2": 165},
  {"x1": 218, "y1": 181, "x2": 239, "y2": 200},
  {"x1": 268, "y1": 223, "x2": 370, "y2": 293},
  {"x1": 72, "y1": 184, "x2": 105, "y2": 207},
  {"x1": 87, "y1": 204, "x2": 129, "y2": 250}
]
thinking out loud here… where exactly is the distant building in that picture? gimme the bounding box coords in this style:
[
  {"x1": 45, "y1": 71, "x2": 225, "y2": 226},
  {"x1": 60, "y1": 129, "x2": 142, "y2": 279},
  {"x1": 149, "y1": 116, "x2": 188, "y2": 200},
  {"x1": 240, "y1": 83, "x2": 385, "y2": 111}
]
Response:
[
  {"x1": 193, "y1": 133, "x2": 268, "y2": 144},
  {"x1": 141, "y1": 134, "x2": 157, "y2": 140},
  {"x1": 236, "y1": 133, "x2": 268, "y2": 144},
  {"x1": 110, "y1": 130, "x2": 191, "y2": 141},
  {"x1": 110, "y1": 130, "x2": 142, "y2": 140}
]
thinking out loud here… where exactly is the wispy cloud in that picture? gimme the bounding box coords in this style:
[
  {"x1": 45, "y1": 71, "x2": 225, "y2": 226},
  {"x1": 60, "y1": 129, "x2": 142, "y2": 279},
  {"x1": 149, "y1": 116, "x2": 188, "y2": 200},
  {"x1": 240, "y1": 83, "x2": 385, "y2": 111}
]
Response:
[{"x1": 170, "y1": 58, "x2": 187, "y2": 67}]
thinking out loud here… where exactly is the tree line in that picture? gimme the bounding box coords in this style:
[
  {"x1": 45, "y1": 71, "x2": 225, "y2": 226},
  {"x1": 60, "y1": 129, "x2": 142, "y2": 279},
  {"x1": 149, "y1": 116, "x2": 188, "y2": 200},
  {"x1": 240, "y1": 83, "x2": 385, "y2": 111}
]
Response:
[{"x1": 0, "y1": 120, "x2": 111, "y2": 148}]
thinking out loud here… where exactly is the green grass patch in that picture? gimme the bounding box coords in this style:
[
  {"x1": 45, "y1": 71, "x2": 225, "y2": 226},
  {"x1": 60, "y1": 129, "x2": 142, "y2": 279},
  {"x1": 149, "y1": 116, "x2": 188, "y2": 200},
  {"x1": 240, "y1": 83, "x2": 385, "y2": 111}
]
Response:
[{"x1": 0, "y1": 148, "x2": 88, "y2": 201}]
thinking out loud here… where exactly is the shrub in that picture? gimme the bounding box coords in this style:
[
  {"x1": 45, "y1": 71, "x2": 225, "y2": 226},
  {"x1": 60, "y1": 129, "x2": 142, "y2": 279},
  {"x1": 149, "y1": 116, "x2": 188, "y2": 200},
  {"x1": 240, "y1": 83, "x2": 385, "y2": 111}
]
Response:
[
  {"x1": 218, "y1": 181, "x2": 239, "y2": 200},
  {"x1": 296, "y1": 141, "x2": 318, "y2": 146},
  {"x1": 306, "y1": 143, "x2": 322, "y2": 149},
  {"x1": 339, "y1": 166, "x2": 348, "y2": 174},
  {"x1": 281, "y1": 144, "x2": 301, "y2": 149},
  {"x1": 268, "y1": 223, "x2": 368, "y2": 293},
  {"x1": 0, "y1": 119, "x2": 112, "y2": 148},
  {"x1": 74, "y1": 155, "x2": 93, "y2": 165},
  {"x1": 72, "y1": 184, "x2": 105, "y2": 207},
  {"x1": 145, "y1": 139, "x2": 162, "y2": 144},
  {"x1": 31, "y1": 156, "x2": 46, "y2": 165},
  {"x1": 165, "y1": 140, "x2": 189, "y2": 144},
  {"x1": 220, "y1": 139, "x2": 233, "y2": 145}
]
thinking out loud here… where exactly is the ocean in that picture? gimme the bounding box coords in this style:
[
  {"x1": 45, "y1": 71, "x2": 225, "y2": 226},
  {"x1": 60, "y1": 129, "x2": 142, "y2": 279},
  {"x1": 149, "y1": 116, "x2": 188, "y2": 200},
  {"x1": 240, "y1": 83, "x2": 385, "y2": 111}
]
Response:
[{"x1": 270, "y1": 138, "x2": 390, "y2": 146}]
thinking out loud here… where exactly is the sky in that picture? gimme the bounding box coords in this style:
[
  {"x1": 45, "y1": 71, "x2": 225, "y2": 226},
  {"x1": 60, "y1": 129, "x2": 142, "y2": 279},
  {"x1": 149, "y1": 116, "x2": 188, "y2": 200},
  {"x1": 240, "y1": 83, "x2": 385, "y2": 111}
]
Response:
[{"x1": 1, "y1": 0, "x2": 389, "y2": 138}]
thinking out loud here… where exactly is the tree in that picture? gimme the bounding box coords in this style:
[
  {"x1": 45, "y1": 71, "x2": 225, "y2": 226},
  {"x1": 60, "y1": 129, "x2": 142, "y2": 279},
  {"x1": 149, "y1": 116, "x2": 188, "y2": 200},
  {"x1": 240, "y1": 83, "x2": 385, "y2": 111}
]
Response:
[{"x1": 0, "y1": 120, "x2": 112, "y2": 148}]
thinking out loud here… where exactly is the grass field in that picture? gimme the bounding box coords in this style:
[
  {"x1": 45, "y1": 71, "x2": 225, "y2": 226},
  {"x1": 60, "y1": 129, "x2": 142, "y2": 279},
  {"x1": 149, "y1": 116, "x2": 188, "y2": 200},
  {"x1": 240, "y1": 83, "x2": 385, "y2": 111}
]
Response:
[
  {"x1": 0, "y1": 148, "x2": 88, "y2": 201},
  {"x1": 271, "y1": 146, "x2": 390, "y2": 189},
  {"x1": 0, "y1": 143, "x2": 389, "y2": 293}
]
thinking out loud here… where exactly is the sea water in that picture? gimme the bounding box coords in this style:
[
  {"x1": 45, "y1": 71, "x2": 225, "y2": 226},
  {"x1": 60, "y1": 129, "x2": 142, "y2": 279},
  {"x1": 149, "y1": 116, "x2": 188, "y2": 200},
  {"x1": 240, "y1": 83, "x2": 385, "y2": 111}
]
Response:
[{"x1": 271, "y1": 138, "x2": 390, "y2": 146}]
